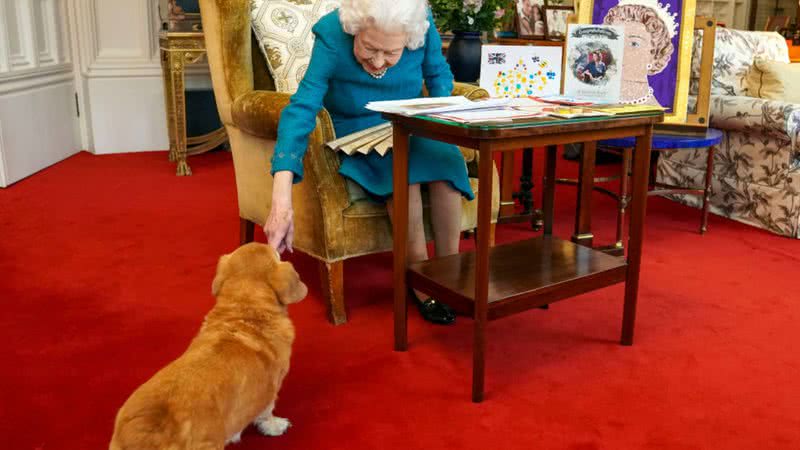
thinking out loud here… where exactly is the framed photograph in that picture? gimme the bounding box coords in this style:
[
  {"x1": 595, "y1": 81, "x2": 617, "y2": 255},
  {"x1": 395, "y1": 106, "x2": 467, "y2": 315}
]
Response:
[
  {"x1": 544, "y1": 6, "x2": 574, "y2": 40},
  {"x1": 577, "y1": 0, "x2": 697, "y2": 124},
  {"x1": 516, "y1": 0, "x2": 547, "y2": 39}
]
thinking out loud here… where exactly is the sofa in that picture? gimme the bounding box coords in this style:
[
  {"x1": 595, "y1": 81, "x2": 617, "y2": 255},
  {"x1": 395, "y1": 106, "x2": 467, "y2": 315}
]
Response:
[{"x1": 656, "y1": 28, "x2": 800, "y2": 238}]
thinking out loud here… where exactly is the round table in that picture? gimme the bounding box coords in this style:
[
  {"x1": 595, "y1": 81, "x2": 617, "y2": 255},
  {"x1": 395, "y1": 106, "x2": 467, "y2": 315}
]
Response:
[
  {"x1": 601, "y1": 128, "x2": 723, "y2": 150},
  {"x1": 602, "y1": 128, "x2": 723, "y2": 241}
]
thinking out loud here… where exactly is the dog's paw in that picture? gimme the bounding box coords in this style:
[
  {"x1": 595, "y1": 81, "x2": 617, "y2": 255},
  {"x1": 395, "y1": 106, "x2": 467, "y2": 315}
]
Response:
[
  {"x1": 225, "y1": 431, "x2": 242, "y2": 444},
  {"x1": 256, "y1": 416, "x2": 291, "y2": 436}
]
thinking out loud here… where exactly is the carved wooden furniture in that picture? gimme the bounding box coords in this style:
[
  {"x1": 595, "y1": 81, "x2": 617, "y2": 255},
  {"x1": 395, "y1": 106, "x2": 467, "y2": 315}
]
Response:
[
  {"x1": 159, "y1": 30, "x2": 227, "y2": 176},
  {"x1": 386, "y1": 110, "x2": 663, "y2": 402}
]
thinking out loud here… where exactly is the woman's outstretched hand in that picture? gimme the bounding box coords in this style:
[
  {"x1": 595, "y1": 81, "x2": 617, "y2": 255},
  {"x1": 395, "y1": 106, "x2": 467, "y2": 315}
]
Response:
[{"x1": 264, "y1": 171, "x2": 295, "y2": 254}]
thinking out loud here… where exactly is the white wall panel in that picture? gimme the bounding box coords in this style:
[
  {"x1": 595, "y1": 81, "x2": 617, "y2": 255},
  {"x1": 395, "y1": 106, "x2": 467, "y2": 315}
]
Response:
[
  {"x1": 87, "y1": 77, "x2": 168, "y2": 154},
  {"x1": 5, "y1": 0, "x2": 25, "y2": 65},
  {"x1": 0, "y1": 80, "x2": 79, "y2": 186},
  {"x1": 0, "y1": 0, "x2": 79, "y2": 187},
  {"x1": 70, "y1": 0, "x2": 176, "y2": 153}
]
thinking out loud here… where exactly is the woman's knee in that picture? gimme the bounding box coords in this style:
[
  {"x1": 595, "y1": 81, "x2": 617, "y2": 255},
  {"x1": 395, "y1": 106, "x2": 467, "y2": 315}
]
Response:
[{"x1": 429, "y1": 180, "x2": 457, "y2": 194}]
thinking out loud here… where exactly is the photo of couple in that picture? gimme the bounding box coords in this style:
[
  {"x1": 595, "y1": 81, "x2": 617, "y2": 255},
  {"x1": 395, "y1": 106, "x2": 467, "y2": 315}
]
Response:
[{"x1": 516, "y1": 0, "x2": 545, "y2": 37}]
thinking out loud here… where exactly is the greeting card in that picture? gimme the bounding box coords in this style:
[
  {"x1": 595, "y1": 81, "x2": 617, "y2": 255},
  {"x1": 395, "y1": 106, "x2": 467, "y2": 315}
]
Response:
[
  {"x1": 479, "y1": 45, "x2": 563, "y2": 98},
  {"x1": 563, "y1": 24, "x2": 625, "y2": 103}
]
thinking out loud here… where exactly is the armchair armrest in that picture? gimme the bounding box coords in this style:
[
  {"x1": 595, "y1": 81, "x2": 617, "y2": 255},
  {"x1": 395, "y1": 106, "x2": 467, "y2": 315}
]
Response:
[
  {"x1": 232, "y1": 90, "x2": 336, "y2": 143},
  {"x1": 710, "y1": 95, "x2": 800, "y2": 168},
  {"x1": 232, "y1": 91, "x2": 290, "y2": 140},
  {"x1": 452, "y1": 82, "x2": 490, "y2": 101},
  {"x1": 710, "y1": 95, "x2": 800, "y2": 145}
]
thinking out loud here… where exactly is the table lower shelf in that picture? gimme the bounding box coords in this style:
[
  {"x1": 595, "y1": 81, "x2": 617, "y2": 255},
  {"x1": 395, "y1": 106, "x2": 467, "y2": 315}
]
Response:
[{"x1": 408, "y1": 236, "x2": 628, "y2": 320}]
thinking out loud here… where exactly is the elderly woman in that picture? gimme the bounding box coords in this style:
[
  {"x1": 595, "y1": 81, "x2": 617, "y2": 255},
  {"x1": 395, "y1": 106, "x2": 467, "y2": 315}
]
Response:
[{"x1": 264, "y1": 0, "x2": 471, "y2": 325}]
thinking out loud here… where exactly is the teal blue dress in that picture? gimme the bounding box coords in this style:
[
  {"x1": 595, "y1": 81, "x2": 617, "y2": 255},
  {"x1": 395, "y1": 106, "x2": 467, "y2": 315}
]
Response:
[{"x1": 271, "y1": 9, "x2": 474, "y2": 202}]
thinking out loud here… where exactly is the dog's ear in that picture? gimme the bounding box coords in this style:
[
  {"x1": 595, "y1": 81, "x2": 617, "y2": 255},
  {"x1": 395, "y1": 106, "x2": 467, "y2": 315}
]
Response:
[
  {"x1": 270, "y1": 262, "x2": 308, "y2": 305},
  {"x1": 211, "y1": 254, "x2": 232, "y2": 297}
]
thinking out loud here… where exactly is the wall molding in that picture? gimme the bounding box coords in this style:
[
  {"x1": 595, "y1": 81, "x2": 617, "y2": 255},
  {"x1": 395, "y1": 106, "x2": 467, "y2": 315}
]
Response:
[
  {"x1": 0, "y1": 68, "x2": 74, "y2": 95},
  {"x1": 8, "y1": 0, "x2": 37, "y2": 70},
  {"x1": 72, "y1": 0, "x2": 163, "y2": 79}
]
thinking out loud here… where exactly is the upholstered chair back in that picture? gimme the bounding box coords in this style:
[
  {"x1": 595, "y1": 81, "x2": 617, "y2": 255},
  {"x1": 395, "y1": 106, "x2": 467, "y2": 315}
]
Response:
[{"x1": 690, "y1": 28, "x2": 790, "y2": 98}]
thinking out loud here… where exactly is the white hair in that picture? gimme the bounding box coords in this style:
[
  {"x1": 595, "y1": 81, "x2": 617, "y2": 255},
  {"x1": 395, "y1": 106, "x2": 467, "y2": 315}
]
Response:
[{"x1": 339, "y1": 0, "x2": 430, "y2": 50}]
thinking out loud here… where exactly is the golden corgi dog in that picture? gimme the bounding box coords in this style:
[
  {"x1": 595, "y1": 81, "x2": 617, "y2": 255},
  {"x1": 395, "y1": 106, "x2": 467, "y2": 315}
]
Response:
[{"x1": 110, "y1": 243, "x2": 307, "y2": 449}]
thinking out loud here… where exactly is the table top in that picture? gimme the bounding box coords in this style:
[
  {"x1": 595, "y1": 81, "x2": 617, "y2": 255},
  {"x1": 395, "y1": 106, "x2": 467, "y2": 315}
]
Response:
[
  {"x1": 600, "y1": 128, "x2": 723, "y2": 149},
  {"x1": 383, "y1": 110, "x2": 664, "y2": 140}
]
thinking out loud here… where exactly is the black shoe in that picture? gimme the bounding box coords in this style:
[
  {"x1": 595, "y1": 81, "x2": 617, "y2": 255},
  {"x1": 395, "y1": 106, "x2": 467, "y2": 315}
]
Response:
[{"x1": 408, "y1": 289, "x2": 456, "y2": 325}]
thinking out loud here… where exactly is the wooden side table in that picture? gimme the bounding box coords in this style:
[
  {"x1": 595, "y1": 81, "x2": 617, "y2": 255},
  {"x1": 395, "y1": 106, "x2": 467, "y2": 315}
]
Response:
[
  {"x1": 386, "y1": 111, "x2": 663, "y2": 402},
  {"x1": 159, "y1": 31, "x2": 228, "y2": 176}
]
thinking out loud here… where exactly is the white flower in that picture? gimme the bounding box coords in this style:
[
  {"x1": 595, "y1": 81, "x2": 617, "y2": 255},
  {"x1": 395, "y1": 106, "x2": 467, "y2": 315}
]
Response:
[
  {"x1": 468, "y1": 16, "x2": 475, "y2": 25},
  {"x1": 462, "y1": 0, "x2": 483, "y2": 14}
]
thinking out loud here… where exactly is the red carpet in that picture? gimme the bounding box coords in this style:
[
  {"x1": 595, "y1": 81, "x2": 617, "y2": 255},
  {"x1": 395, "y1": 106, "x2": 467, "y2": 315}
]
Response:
[{"x1": 1, "y1": 150, "x2": 799, "y2": 450}]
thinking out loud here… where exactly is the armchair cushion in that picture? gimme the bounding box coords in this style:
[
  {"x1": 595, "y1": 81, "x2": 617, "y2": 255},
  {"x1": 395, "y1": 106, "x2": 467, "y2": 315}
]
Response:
[
  {"x1": 746, "y1": 58, "x2": 800, "y2": 104},
  {"x1": 250, "y1": 0, "x2": 341, "y2": 94},
  {"x1": 689, "y1": 28, "x2": 789, "y2": 97}
]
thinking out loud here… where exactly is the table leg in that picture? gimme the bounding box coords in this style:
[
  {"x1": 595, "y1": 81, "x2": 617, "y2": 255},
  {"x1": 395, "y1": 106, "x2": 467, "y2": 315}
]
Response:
[
  {"x1": 393, "y1": 123, "x2": 410, "y2": 352},
  {"x1": 160, "y1": 49, "x2": 178, "y2": 163},
  {"x1": 615, "y1": 147, "x2": 633, "y2": 252},
  {"x1": 166, "y1": 51, "x2": 191, "y2": 176},
  {"x1": 499, "y1": 152, "x2": 515, "y2": 218},
  {"x1": 573, "y1": 141, "x2": 596, "y2": 247},
  {"x1": 518, "y1": 148, "x2": 534, "y2": 215},
  {"x1": 473, "y1": 141, "x2": 494, "y2": 403},
  {"x1": 701, "y1": 145, "x2": 716, "y2": 234},
  {"x1": 621, "y1": 128, "x2": 653, "y2": 346},
  {"x1": 542, "y1": 145, "x2": 557, "y2": 236}
]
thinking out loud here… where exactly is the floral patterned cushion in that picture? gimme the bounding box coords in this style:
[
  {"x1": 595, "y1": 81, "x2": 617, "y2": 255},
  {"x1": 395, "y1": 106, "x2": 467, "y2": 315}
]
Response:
[
  {"x1": 250, "y1": 0, "x2": 341, "y2": 94},
  {"x1": 689, "y1": 28, "x2": 790, "y2": 97}
]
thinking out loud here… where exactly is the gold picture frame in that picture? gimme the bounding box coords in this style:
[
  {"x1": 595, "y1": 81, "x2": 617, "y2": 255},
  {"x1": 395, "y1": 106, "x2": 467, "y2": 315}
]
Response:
[{"x1": 577, "y1": 0, "x2": 697, "y2": 125}]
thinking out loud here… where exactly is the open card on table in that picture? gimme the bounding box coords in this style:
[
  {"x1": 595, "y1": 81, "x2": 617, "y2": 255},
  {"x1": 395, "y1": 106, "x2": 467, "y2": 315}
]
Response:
[
  {"x1": 365, "y1": 96, "x2": 510, "y2": 116},
  {"x1": 563, "y1": 24, "x2": 625, "y2": 104},
  {"x1": 479, "y1": 45, "x2": 563, "y2": 98}
]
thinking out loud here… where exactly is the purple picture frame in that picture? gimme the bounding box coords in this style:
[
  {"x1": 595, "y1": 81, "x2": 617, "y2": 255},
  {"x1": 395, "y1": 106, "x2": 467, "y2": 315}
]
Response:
[{"x1": 591, "y1": 0, "x2": 683, "y2": 113}]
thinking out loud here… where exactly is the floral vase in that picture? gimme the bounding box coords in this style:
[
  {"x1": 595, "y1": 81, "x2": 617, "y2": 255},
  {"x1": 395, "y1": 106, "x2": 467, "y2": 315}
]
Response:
[{"x1": 446, "y1": 31, "x2": 483, "y2": 83}]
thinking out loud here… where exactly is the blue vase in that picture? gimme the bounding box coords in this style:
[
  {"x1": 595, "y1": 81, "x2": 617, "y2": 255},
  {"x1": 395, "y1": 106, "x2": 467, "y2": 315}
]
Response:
[{"x1": 446, "y1": 31, "x2": 482, "y2": 83}]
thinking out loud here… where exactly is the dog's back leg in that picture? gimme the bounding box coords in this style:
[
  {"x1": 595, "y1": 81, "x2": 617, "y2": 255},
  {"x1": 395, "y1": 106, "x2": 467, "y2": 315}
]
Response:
[
  {"x1": 254, "y1": 403, "x2": 291, "y2": 437},
  {"x1": 225, "y1": 431, "x2": 242, "y2": 445}
]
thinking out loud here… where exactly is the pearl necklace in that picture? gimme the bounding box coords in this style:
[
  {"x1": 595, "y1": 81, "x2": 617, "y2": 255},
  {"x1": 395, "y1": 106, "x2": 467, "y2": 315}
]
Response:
[
  {"x1": 621, "y1": 87, "x2": 654, "y2": 105},
  {"x1": 368, "y1": 68, "x2": 388, "y2": 79}
]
